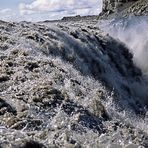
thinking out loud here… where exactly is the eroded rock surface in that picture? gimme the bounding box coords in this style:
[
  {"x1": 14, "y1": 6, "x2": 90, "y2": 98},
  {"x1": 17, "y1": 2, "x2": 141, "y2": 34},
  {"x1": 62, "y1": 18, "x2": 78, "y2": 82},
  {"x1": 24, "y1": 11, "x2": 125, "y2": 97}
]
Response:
[{"x1": 100, "y1": 0, "x2": 148, "y2": 18}]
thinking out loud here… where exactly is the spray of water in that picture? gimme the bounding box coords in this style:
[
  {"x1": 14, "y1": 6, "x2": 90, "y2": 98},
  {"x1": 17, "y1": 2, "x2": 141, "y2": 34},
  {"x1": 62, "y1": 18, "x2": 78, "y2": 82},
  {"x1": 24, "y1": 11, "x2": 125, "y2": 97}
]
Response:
[{"x1": 98, "y1": 16, "x2": 148, "y2": 77}]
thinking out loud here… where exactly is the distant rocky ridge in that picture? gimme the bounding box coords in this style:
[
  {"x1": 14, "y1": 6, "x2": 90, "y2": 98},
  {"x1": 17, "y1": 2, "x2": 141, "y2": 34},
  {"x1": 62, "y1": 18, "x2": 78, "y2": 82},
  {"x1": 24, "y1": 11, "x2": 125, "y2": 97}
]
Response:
[
  {"x1": 61, "y1": 15, "x2": 98, "y2": 21},
  {"x1": 100, "y1": 0, "x2": 148, "y2": 19},
  {"x1": 42, "y1": 15, "x2": 98, "y2": 23}
]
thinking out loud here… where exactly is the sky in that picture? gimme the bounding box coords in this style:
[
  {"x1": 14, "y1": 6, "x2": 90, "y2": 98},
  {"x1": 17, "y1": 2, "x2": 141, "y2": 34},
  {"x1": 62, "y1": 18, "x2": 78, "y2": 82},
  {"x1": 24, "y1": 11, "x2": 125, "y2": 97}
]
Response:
[{"x1": 0, "y1": 0, "x2": 102, "y2": 22}]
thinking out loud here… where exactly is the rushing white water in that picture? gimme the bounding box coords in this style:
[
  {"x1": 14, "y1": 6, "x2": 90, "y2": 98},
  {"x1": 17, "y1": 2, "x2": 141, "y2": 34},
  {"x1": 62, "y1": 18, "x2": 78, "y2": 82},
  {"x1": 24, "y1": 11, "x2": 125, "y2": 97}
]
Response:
[
  {"x1": 0, "y1": 19, "x2": 148, "y2": 147},
  {"x1": 98, "y1": 16, "x2": 148, "y2": 77}
]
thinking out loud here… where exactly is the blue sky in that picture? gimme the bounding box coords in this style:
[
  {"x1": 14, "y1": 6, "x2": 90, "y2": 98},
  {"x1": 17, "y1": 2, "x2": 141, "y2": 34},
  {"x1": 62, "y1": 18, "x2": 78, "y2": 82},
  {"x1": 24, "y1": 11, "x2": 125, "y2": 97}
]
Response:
[
  {"x1": 0, "y1": 0, "x2": 102, "y2": 22},
  {"x1": 0, "y1": 0, "x2": 32, "y2": 8}
]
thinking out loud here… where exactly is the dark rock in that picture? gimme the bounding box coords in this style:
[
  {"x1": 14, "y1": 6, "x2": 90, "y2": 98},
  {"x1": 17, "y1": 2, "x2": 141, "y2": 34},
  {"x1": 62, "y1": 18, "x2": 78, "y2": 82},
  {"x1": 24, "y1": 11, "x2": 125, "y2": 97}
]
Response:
[
  {"x1": 31, "y1": 86, "x2": 64, "y2": 109},
  {"x1": 25, "y1": 62, "x2": 39, "y2": 71},
  {"x1": 100, "y1": 0, "x2": 148, "y2": 18},
  {"x1": 0, "y1": 75, "x2": 9, "y2": 82},
  {"x1": 0, "y1": 98, "x2": 16, "y2": 115},
  {"x1": 21, "y1": 141, "x2": 46, "y2": 148},
  {"x1": 102, "y1": 0, "x2": 138, "y2": 13}
]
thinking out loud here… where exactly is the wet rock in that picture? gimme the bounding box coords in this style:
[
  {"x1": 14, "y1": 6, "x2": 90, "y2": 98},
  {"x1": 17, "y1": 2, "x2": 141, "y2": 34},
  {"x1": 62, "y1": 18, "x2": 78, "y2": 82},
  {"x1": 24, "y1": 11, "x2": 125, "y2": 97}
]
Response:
[
  {"x1": 17, "y1": 110, "x2": 28, "y2": 118},
  {"x1": 25, "y1": 61, "x2": 39, "y2": 71},
  {"x1": 21, "y1": 141, "x2": 46, "y2": 148},
  {"x1": 70, "y1": 31, "x2": 79, "y2": 39},
  {"x1": 30, "y1": 85, "x2": 64, "y2": 109},
  {"x1": 6, "y1": 116, "x2": 20, "y2": 127},
  {"x1": 0, "y1": 98, "x2": 16, "y2": 115},
  {"x1": 88, "y1": 99, "x2": 108, "y2": 119},
  {"x1": 70, "y1": 79, "x2": 81, "y2": 86},
  {"x1": 125, "y1": 144, "x2": 140, "y2": 148},
  {"x1": 108, "y1": 144, "x2": 123, "y2": 148},
  {"x1": 0, "y1": 44, "x2": 9, "y2": 51},
  {"x1": 26, "y1": 32, "x2": 45, "y2": 44},
  {"x1": 78, "y1": 112, "x2": 103, "y2": 132},
  {"x1": 0, "y1": 75, "x2": 9, "y2": 82},
  {"x1": 10, "y1": 120, "x2": 27, "y2": 130}
]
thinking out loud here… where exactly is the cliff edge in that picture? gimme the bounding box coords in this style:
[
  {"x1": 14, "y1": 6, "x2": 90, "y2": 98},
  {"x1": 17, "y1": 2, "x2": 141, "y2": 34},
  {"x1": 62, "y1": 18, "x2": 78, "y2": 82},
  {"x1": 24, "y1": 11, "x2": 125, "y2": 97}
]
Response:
[{"x1": 100, "y1": 0, "x2": 148, "y2": 19}]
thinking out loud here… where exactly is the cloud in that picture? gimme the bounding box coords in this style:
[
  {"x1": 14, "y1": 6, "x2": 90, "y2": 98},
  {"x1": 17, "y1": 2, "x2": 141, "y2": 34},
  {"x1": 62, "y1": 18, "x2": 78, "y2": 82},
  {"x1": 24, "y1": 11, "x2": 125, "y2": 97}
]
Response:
[
  {"x1": 0, "y1": 8, "x2": 12, "y2": 14},
  {"x1": 19, "y1": 0, "x2": 102, "y2": 18},
  {"x1": 0, "y1": 8, "x2": 17, "y2": 21}
]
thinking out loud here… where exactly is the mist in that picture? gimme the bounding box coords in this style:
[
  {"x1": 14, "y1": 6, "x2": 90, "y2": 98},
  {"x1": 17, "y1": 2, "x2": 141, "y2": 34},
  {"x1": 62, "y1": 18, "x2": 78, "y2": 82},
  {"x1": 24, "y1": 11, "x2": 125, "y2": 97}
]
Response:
[{"x1": 98, "y1": 16, "x2": 148, "y2": 77}]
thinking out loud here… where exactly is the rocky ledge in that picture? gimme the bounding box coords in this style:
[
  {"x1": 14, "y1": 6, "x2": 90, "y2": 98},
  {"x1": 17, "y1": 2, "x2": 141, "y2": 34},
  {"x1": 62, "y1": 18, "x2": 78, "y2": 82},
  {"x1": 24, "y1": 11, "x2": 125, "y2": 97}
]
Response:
[{"x1": 100, "y1": 0, "x2": 148, "y2": 19}]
